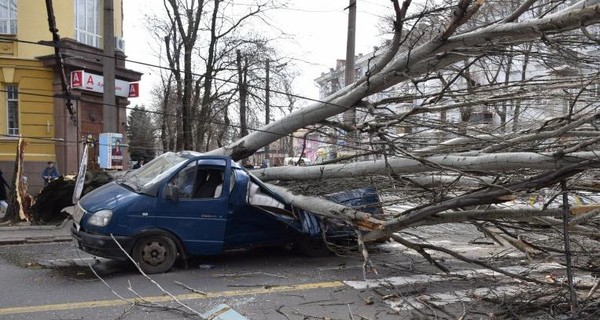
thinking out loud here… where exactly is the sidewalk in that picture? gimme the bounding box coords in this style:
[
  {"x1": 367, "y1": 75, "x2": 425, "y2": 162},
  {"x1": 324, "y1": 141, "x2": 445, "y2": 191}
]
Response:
[{"x1": 0, "y1": 209, "x2": 73, "y2": 245}]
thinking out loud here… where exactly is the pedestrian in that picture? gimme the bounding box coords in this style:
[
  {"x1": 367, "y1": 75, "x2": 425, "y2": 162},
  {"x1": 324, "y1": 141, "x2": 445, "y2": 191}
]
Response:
[
  {"x1": 133, "y1": 159, "x2": 144, "y2": 169},
  {"x1": 0, "y1": 169, "x2": 9, "y2": 212},
  {"x1": 41, "y1": 161, "x2": 60, "y2": 186}
]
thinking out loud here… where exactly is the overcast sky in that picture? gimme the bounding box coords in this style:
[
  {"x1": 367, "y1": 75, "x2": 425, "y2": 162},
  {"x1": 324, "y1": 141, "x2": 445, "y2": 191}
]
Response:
[{"x1": 122, "y1": 0, "x2": 391, "y2": 108}]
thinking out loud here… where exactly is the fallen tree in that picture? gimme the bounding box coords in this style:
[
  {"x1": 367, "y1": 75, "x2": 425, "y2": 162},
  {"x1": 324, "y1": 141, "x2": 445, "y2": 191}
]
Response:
[
  {"x1": 107, "y1": 1, "x2": 600, "y2": 317},
  {"x1": 199, "y1": 1, "x2": 600, "y2": 237}
]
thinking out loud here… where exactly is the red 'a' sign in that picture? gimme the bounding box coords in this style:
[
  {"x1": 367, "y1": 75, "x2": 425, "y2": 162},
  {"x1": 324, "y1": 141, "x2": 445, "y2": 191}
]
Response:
[
  {"x1": 128, "y1": 83, "x2": 139, "y2": 97},
  {"x1": 71, "y1": 70, "x2": 83, "y2": 88}
]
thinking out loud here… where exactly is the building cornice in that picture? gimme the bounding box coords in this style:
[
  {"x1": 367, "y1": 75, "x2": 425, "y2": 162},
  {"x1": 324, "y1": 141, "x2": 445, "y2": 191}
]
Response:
[{"x1": 35, "y1": 38, "x2": 142, "y2": 82}]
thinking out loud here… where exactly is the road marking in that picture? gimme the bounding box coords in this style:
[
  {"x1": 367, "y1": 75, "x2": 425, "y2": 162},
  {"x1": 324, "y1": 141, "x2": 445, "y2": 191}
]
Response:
[
  {"x1": 2, "y1": 262, "x2": 594, "y2": 316},
  {"x1": 0, "y1": 280, "x2": 344, "y2": 315}
]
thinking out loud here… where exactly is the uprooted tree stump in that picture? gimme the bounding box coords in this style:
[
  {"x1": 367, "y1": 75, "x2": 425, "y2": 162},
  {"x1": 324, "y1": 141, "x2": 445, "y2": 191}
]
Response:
[
  {"x1": 29, "y1": 171, "x2": 114, "y2": 224},
  {"x1": 30, "y1": 177, "x2": 73, "y2": 224}
]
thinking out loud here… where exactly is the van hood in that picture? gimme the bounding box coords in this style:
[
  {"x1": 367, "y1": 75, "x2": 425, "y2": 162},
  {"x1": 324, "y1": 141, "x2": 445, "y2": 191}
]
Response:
[{"x1": 79, "y1": 181, "x2": 139, "y2": 213}]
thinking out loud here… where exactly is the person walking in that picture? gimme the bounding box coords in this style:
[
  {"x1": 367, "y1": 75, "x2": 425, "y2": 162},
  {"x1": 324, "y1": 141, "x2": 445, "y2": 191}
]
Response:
[
  {"x1": 133, "y1": 159, "x2": 144, "y2": 169},
  {"x1": 0, "y1": 169, "x2": 10, "y2": 212},
  {"x1": 41, "y1": 161, "x2": 60, "y2": 186}
]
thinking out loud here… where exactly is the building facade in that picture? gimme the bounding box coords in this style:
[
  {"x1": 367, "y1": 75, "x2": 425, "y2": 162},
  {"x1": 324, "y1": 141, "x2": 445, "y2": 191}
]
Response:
[
  {"x1": 313, "y1": 42, "x2": 598, "y2": 157},
  {"x1": 313, "y1": 49, "x2": 413, "y2": 162},
  {"x1": 0, "y1": 0, "x2": 141, "y2": 193}
]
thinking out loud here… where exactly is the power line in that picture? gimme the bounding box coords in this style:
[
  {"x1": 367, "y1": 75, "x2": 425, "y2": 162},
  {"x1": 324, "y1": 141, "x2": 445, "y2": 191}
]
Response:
[
  {"x1": 0, "y1": 35, "x2": 371, "y2": 153},
  {"x1": 0, "y1": 36, "x2": 377, "y2": 154},
  {"x1": 0, "y1": 35, "x2": 351, "y2": 112},
  {"x1": 0, "y1": 86, "x2": 379, "y2": 156}
]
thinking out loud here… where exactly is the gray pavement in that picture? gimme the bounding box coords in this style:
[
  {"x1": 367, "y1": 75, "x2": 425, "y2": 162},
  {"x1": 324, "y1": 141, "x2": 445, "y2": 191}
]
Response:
[{"x1": 0, "y1": 209, "x2": 73, "y2": 245}]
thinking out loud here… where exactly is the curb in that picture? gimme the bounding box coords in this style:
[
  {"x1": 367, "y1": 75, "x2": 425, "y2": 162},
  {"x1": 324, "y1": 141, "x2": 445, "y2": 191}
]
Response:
[
  {"x1": 0, "y1": 218, "x2": 72, "y2": 232},
  {"x1": 0, "y1": 219, "x2": 73, "y2": 245},
  {"x1": 0, "y1": 235, "x2": 73, "y2": 245}
]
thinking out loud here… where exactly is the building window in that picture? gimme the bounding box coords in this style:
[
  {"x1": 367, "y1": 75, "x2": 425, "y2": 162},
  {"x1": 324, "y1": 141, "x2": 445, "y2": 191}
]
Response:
[
  {"x1": 0, "y1": 0, "x2": 16, "y2": 35},
  {"x1": 6, "y1": 84, "x2": 18, "y2": 135},
  {"x1": 74, "y1": 0, "x2": 101, "y2": 47},
  {"x1": 470, "y1": 111, "x2": 493, "y2": 124}
]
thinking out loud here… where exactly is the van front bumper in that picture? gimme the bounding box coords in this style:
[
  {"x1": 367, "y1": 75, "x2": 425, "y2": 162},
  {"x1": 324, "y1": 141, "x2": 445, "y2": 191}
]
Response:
[{"x1": 71, "y1": 222, "x2": 135, "y2": 261}]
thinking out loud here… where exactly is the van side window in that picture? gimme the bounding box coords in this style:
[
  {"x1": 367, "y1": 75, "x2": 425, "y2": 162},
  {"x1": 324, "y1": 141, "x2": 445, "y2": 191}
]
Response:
[
  {"x1": 193, "y1": 169, "x2": 224, "y2": 198},
  {"x1": 170, "y1": 162, "x2": 197, "y2": 200}
]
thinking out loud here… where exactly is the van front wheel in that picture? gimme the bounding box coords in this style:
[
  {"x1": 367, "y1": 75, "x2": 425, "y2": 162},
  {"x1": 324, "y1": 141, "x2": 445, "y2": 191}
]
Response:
[{"x1": 132, "y1": 235, "x2": 178, "y2": 274}]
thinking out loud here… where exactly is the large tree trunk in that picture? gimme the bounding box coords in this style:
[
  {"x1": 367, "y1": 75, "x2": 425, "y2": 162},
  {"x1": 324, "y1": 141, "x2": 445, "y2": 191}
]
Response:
[{"x1": 254, "y1": 152, "x2": 600, "y2": 182}]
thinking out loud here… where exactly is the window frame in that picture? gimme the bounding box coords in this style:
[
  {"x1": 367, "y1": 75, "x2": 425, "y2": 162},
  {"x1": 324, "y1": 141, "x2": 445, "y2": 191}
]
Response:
[
  {"x1": 0, "y1": 0, "x2": 17, "y2": 35},
  {"x1": 6, "y1": 84, "x2": 18, "y2": 135},
  {"x1": 74, "y1": 0, "x2": 101, "y2": 47}
]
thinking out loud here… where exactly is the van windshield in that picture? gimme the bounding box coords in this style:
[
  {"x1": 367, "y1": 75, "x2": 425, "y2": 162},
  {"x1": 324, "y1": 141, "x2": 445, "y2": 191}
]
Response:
[{"x1": 120, "y1": 152, "x2": 193, "y2": 195}]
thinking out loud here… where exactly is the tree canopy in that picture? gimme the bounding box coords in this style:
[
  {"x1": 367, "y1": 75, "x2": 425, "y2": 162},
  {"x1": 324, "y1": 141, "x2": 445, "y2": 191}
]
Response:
[{"x1": 127, "y1": 106, "x2": 157, "y2": 162}]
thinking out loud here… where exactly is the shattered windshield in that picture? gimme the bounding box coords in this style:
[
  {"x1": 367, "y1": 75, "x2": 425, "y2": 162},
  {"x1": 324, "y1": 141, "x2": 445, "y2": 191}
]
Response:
[{"x1": 119, "y1": 152, "x2": 194, "y2": 195}]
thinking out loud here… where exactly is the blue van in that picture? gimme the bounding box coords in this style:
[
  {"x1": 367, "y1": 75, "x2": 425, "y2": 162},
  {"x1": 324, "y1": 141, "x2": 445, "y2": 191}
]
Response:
[{"x1": 71, "y1": 151, "x2": 381, "y2": 273}]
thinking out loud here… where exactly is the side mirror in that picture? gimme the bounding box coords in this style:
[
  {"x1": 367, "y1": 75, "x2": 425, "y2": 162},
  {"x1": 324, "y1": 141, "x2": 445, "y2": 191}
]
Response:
[{"x1": 165, "y1": 184, "x2": 179, "y2": 202}]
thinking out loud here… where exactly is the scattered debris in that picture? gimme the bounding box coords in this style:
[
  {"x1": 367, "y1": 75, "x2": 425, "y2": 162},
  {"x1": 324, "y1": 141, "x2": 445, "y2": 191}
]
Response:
[{"x1": 200, "y1": 304, "x2": 248, "y2": 320}]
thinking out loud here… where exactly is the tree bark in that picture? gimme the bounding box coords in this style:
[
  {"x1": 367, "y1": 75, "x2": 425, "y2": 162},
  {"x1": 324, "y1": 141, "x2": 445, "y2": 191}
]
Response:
[
  {"x1": 254, "y1": 152, "x2": 600, "y2": 182},
  {"x1": 3, "y1": 138, "x2": 28, "y2": 223}
]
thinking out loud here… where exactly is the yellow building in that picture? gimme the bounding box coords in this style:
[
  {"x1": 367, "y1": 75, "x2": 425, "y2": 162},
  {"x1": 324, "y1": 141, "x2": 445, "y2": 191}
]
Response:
[{"x1": 0, "y1": 0, "x2": 140, "y2": 193}]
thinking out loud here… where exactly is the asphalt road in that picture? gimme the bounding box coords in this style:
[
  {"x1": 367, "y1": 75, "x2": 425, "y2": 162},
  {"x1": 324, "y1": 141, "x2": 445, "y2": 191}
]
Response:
[
  {"x1": 0, "y1": 241, "x2": 404, "y2": 319},
  {"x1": 0, "y1": 224, "x2": 593, "y2": 319}
]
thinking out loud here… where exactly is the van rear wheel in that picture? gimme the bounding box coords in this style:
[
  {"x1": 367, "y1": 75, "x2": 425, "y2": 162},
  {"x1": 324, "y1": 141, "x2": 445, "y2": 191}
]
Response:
[{"x1": 132, "y1": 235, "x2": 178, "y2": 274}]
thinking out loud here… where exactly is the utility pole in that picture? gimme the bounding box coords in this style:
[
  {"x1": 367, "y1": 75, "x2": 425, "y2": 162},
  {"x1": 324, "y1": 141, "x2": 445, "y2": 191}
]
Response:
[
  {"x1": 343, "y1": 0, "x2": 356, "y2": 127},
  {"x1": 264, "y1": 59, "x2": 270, "y2": 166},
  {"x1": 99, "y1": 0, "x2": 124, "y2": 171},
  {"x1": 236, "y1": 50, "x2": 249, "y2": 138},
  {"x1": 334, "y1": 0, "x2": 356, "y2": 161},
  {"x1": 103, "y1": 0, "x2": 116, "y2": 133}
]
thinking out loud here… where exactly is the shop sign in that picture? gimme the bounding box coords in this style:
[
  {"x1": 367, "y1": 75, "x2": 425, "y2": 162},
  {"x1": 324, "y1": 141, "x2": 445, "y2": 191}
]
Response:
[{"x1": 71, "y1": 70, "x2": 139, "y2": 98}]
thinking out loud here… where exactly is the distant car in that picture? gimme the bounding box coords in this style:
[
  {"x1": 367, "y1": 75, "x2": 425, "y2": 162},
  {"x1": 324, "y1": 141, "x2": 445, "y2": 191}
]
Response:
[
  {"x1": 71, "y1": 151, "x2": 381, "y2": 273},
  {"x1": 284, "y1": 156, "x2": 312, "y2": 166}
]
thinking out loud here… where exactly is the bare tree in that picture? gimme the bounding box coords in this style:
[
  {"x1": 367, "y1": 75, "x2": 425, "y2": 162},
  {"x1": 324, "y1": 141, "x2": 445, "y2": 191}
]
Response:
[{"x1": 150, "y1": 0, "x2": 298, "y2": 153}]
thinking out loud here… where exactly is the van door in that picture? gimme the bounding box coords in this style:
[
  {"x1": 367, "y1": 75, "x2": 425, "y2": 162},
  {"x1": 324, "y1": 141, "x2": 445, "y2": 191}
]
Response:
[{"x1": 157, "y1": 158, "x2": 232, "y2": 255}]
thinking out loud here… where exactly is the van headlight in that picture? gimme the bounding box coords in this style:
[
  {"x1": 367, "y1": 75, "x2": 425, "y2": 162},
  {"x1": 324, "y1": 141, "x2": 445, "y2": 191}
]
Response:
[{"x1": 87, "y1": 210, "x2": 113, "y2": 227}]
